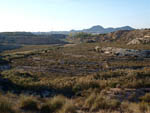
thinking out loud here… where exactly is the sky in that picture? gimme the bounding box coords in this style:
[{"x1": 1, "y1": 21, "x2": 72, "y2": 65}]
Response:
[{"x1": 0, "y1": 0, "x2": 150, "y2": 32}]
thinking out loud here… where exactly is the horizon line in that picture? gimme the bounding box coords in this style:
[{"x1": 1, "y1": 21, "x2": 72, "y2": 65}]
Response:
[{"x1": 0, "y1": 25, "x2": 149, "y2": 33}]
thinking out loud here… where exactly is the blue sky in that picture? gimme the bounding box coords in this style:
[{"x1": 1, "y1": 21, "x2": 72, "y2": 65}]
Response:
[{"x1": 0, "y1": 0, "x2": 149, "y2": 31}]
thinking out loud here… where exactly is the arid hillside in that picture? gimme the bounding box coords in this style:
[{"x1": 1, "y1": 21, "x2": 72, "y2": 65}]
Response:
[
  {"x1": 67, "y1": 29, "x2": 150, "y2": 44},
  {"x1": 0, "y1": 29, "x2": 150, "y2": 113}
]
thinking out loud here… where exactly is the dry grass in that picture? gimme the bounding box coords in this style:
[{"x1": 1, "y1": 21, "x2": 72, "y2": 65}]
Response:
[
  {"x1": 40, "y1": 95, "x2": 76, "y2": 113},
  {"x1": 140, "y1": 93, "x2": 150, "y2": 102},
  {"x1": 84, "y1": 93, "x2": 120, "y2": 112},
  {"x1": 19, "y1": 95, "x2": 39, "y2": 111},
  {"x1": 40, "y1": 95, "x2": 66, "y2": 113},
  {"x1": 1, "y1": 42, "x2": 150, "y2": 113},
  {"x1": 0, "y1": 96, "x2": 16, "y2": 113},
  {"x1": 59, "y1": 101, "x2": 76, "y2": 113}
]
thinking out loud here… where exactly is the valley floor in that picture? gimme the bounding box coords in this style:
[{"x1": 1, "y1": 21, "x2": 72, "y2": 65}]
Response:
[{"x1": 1, "y1": 42, "x2": 150, "y2": 113}]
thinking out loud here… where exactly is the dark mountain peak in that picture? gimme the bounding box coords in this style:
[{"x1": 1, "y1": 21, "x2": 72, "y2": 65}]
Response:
[
  {"x1": 33, "y1": 25, "x2": 135, "y2": 35},
  {"x1": 116, "y1": 26, "x2": 134, "y2": 30},
  {"x1": 82, "y1": 25, "x2": 134, "y2": 34},
  {"x1": 82, "y1": 25, "x2": 105, "y2": 33},
  {"x1": 89, "y1": 25, "x2": 104, "y2": 30}
]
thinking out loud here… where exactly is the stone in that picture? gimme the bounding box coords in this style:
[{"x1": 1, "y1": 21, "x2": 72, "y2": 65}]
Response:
[
  {"x1": 100, "y1": 47, "x2": 150, "y2": 58},
  {"x1": 95, "y1": 46, "x2": 100, "y2": 52},
  {"x1": 127, "y1": 37, "x2": 150, "y2": 45},
  {"x1": 127, "y1": 39, "x2": 141, "y2": 45}
]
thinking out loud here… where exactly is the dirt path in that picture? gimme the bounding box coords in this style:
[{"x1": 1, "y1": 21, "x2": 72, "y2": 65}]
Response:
[{"x1": 63, "y1": 44, "x2": 77, "y2": 47}]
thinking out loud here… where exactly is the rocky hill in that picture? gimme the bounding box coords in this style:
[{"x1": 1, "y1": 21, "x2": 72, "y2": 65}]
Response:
[
  {"x1": 100, "y1": 29, "x2": 150, "y2": 43},
  {"x1": 67, "y1": 29, "x2": 150, "y2": 44}
]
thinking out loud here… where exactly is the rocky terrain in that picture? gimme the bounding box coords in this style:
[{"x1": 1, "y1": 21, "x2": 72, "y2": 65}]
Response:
[
  {"x1": 67, "y1": 29, "x2": 150, "y2": 45},
  {"x1": 127, "y1": 36, "x2": 150, "y2": 45},
  {"x1": 101, "y1": 29, "x2": 150, "y2": 42},
  {"x1": 97, "y1": 47, "x2": 150, "y2": 58},
  {"x1": 0, "y1": 29, "x2": 150, "y2": 113}
]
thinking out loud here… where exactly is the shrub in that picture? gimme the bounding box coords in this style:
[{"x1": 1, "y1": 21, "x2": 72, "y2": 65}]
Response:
[
  {"x1": 84, "y1": 93, "x2": 96, "y2": 108},
  {"x1": 109, "y1": 82, "x2": 118, "y2": 88},
  {"x1": 40, "y1": 104, "x2": 51, "y2": 113},
  {"x1": 128, "y1": 93, "x2": 137, "y2": 102},
  {"x1": 0, "y1": 96, "x2": 15, "y2": 113},
  {"x1": 140, "y1": 93, "x2": 150, "y2": 102},
  {"x1": 40, "y1": 95, "x2": 66, "y2": 113},
  {"x1": 50, "y1": 95, "x2": 66, "y2": 112},
  {"x1": 90, "y1": 95, "x2": 106, "y2": 111},
  {"x1": 59, "y1": 101, "x2": 76, "y2": 113},
  {"x1": 120, "y1": 101, "x2": 132, "y2": 113},
  {"x1": 84, "y1": 93, "x2": 121, "y2": 112},
  {"x1": 109, "y1": 99, "x2": 121, "y2": 110},
  {"x1": 19, "y1": 96, "x2": 39, "y2": 111},
  {"x1": 139, "y1": 102, "x2": 149, "y2": 112},
  {"x1": 72, "y1": 81, "x2": 99, "y2": 94}
]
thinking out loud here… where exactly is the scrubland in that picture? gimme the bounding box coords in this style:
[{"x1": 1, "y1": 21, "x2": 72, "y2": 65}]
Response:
[{"x1": 1, "y1": 41, "x2": 150, "y2": 113}]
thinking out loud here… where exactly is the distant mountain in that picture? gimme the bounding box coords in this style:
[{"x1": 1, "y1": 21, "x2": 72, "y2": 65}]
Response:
[
  {"x1": 33, "y1": 25, "x2": 135, "y2": 35},
  {"x1": 70, "y1": 25, "x2": 134, "y2": 34},
  {"x1": 82, "y1": 25, "x2": 106, "y2": 33}
]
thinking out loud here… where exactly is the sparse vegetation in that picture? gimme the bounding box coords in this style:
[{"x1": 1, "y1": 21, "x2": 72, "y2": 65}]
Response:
[
  {"x1": 139, "y1": 102, "x2": 149, "y2": 112},
  {"x1": 60, "y1": 101, "x2": 76, "y2": 113},
  {"x1": 140, "y1": 93, "x2": 150, "y2": 102},
  {"x1": 84, "y1": 93, "x2": 121, "y2": 112},
  {"x1": 1, "y1": 30, "x2": 150, "y2": 113},
  {"x1": 0, "y1": 96, "x2": 16, "y2": 113},
  {"x1": 19, "y1": 96, "x2": 39, "y2": 111},
  {"x1": 40, "y1": 95, "x2": 76, "y2": 113}
]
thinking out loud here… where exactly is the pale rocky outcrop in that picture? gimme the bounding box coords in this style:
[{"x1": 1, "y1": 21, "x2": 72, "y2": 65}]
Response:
[
  {"x1": 95, "y1": 46, "x2": 100, "y2": 52},
  {"x1": 144, "y1": 35, "x2": 150, "y2": 38},
  {"x1": 127, "y1": 36, "x2": 150, "y2": 45},
  {"x1": 100, "y1": 47, "x2": 150, "y2": 58},
  {"x1": 127, "y1": 38, "x2": 141, "y2": 45}
]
